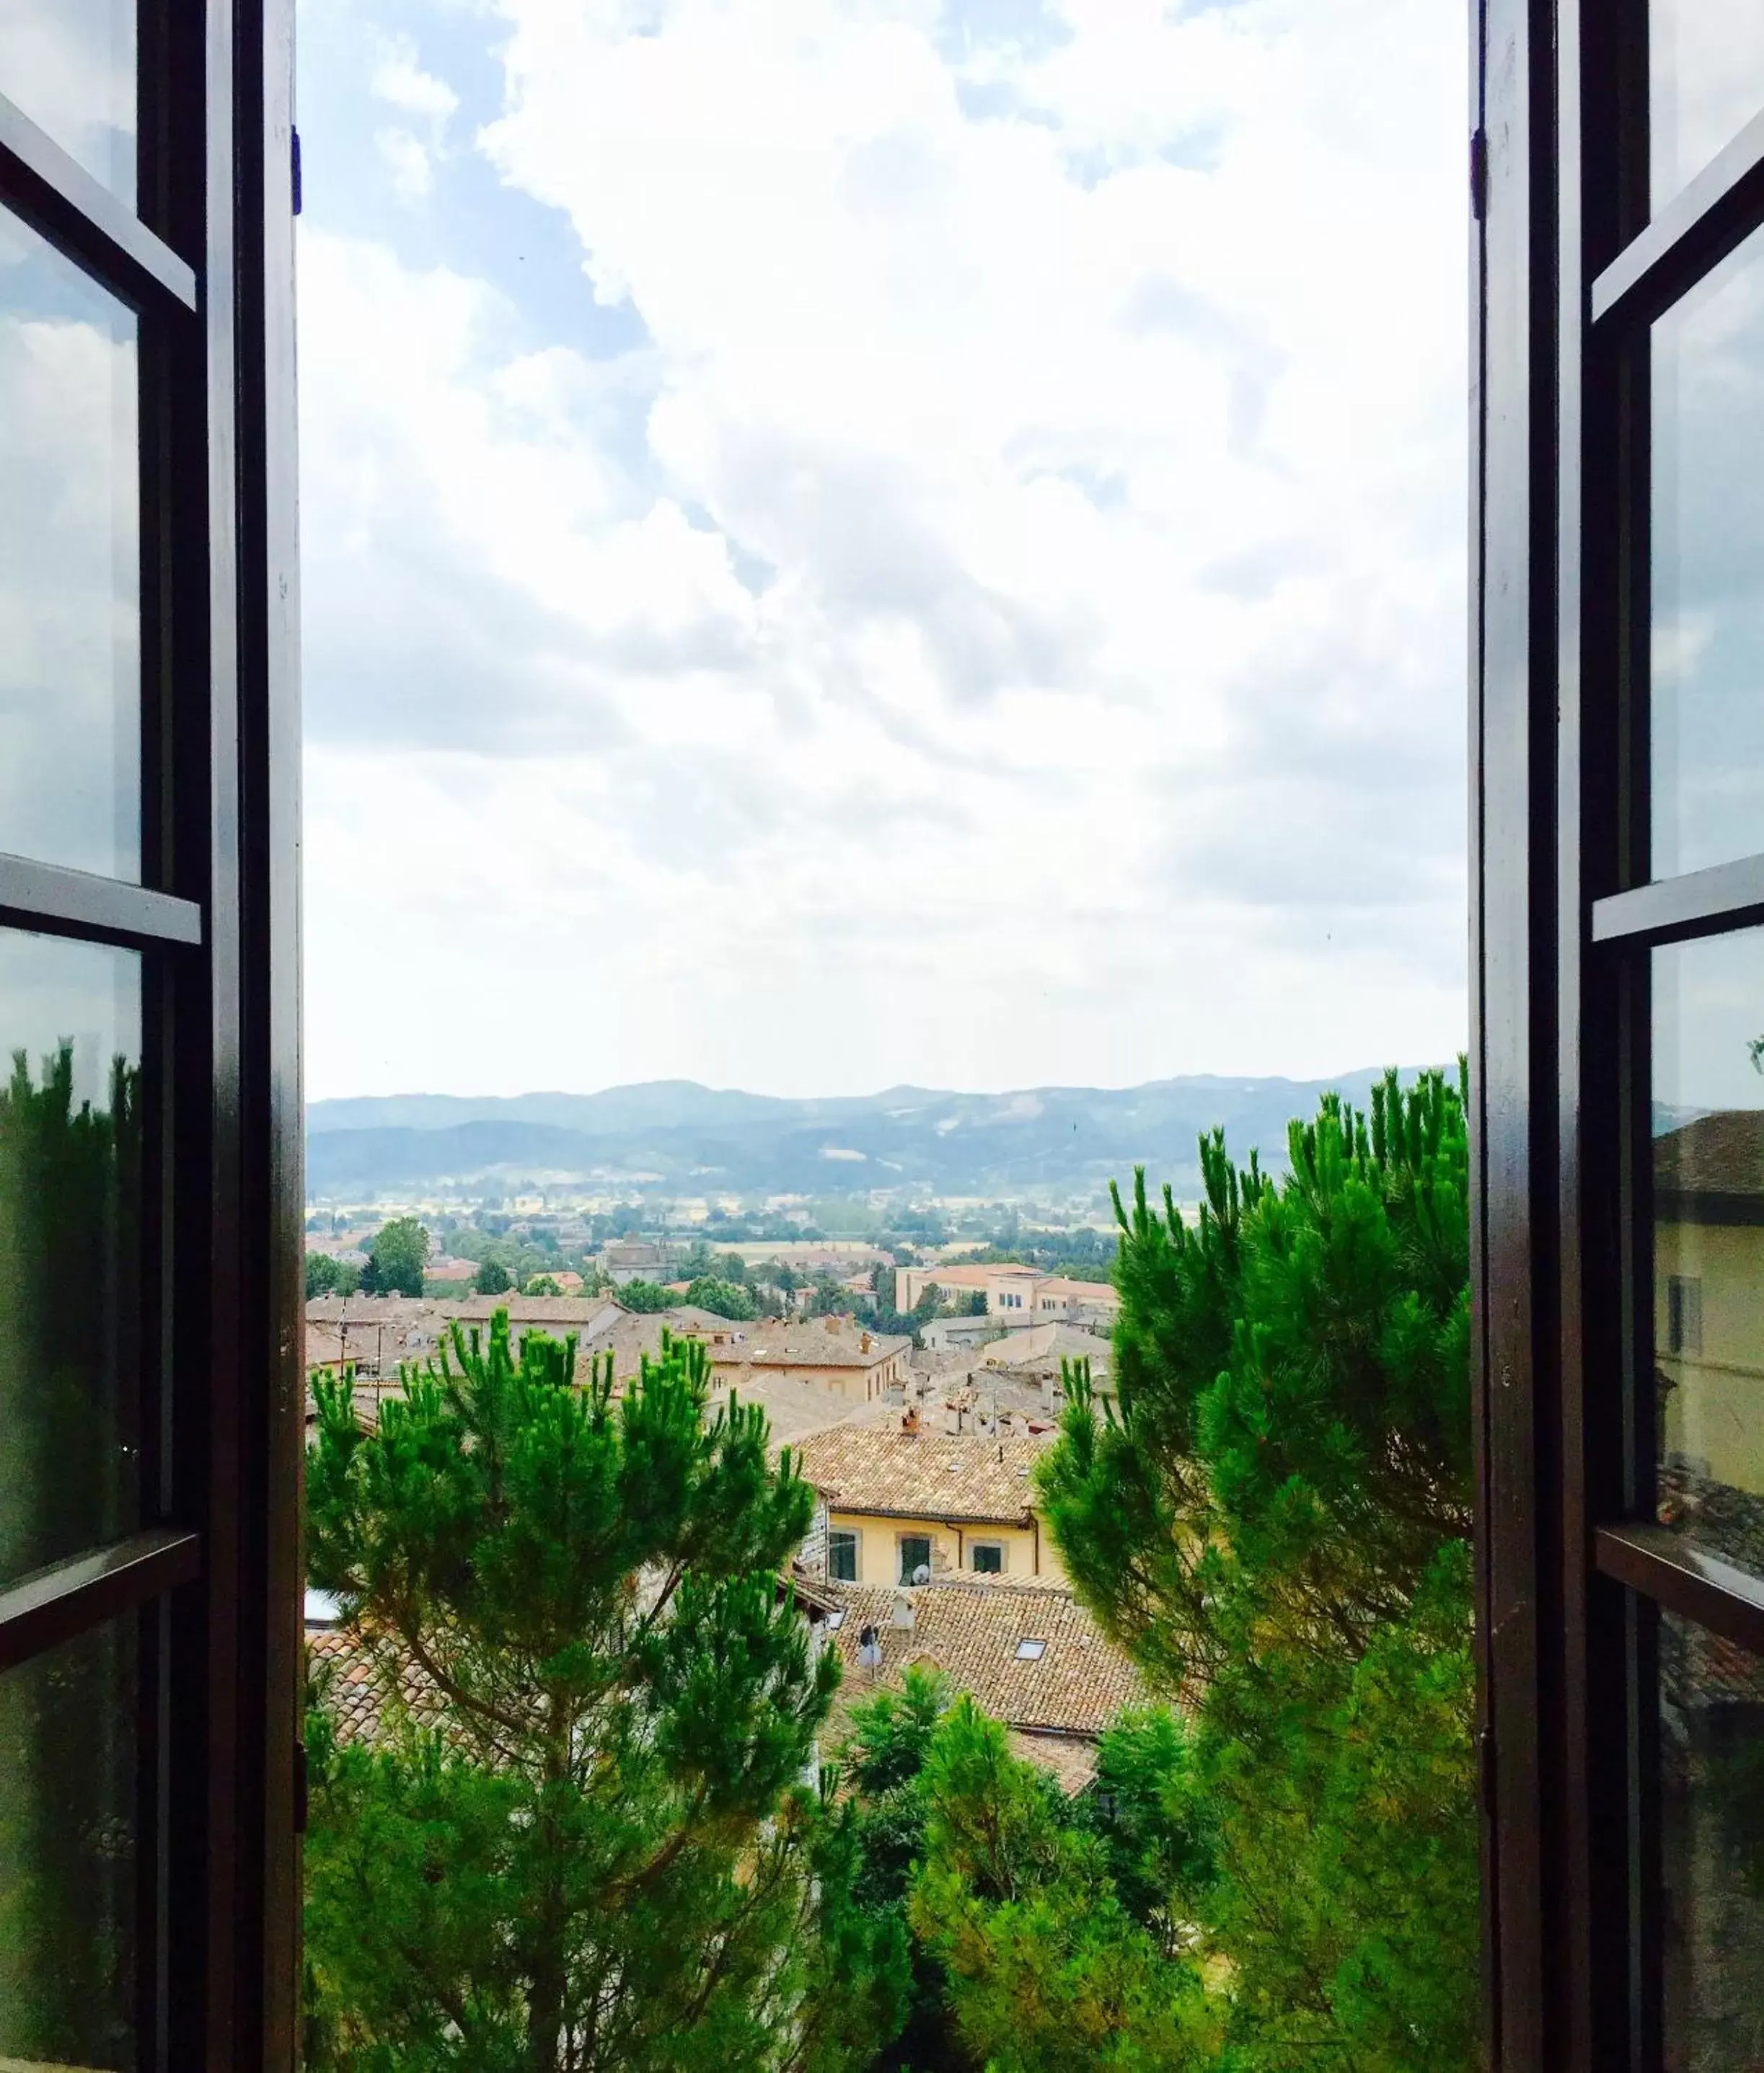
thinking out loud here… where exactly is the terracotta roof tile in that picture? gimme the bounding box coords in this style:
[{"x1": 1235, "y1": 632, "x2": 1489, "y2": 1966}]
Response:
[
  {"x1": 795, "y1": 1424, "x2": 1055, "y2": 1524},
  {"x1": 306, "y1": 1629, "x2": 444, "y2": 1746},
  {"x1": 733, "y1": 1320, "x2": 912, "y2": 1371},
  {"x1": 822, "y1": 1576, "x2": 1140, "y2": 1736}
]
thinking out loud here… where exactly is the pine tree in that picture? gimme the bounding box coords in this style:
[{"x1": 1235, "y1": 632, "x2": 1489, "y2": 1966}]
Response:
[
  {"x1": 304, "y1": 1317, "x2": 904, "y2": 2070},
  {"x1": 907, "y1": 1697, "x2": 1221, "y2": 2072},
  {"x1": 1038, "y1": 1067, "x2": 1479, "y2": 2071}
]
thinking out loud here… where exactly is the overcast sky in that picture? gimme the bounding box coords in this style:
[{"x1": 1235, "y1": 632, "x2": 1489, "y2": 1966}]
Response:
[{"x1": 296, "y1": 0, "x2": 1469, "y2": 1102}]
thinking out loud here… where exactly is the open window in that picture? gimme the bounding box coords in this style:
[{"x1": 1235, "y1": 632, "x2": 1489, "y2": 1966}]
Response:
[
  {"x1": 0, "y1": 4, "x2": 301, "y2": 2062},
  {"x1": 1476, "y1": 2, "x2": 1764, "y2": 2061}
]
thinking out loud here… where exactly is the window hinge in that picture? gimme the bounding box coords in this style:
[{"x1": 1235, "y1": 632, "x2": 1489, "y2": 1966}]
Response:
[
  {"x1": 291, "y1": 126, "x2": 303, "y2": 217},
  {"x1": 294, "y1": 1738, "x2": 309, "y2": 1834},
  {"x1": 1470, "y1": 126, "x2": 1487, "y2": 223}
]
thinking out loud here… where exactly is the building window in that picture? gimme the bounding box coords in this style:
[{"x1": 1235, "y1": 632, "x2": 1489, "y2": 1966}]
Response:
[
  {"x1": 828, "y1": 1529, "x2": 859, "y2": 1582},
  {"x1": 899, "y1": 1534, "x2": 932, "y2": 1584},
  {"x1": 971, "y1": 1542, "x2": 1005, "y2": 1574},
  {"x1": 1015, "y1": 1638, "x2": 1046, "y2": 1661},
  {"x1": 1664, "y1": 1274, "x2": 1703, "y2": 1358}
]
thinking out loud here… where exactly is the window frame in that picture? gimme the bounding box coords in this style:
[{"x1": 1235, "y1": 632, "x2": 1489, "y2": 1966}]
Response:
[
  {"x1": 1476, "y1": 1, "x2": 1764, "y2": 2063},
  {"x1": 0, "y1": 4, "x2": 302, "y2": 2064},
  {"x1": 898, "y1": 1532, "x2": 932, "y2": 1583},
  {"x1": 969, "y1": 1539, "x2": 1005, "y2": 1575},
  {"x1": 827, "y1": 1526, "x2": 860, "y2": 1583}
]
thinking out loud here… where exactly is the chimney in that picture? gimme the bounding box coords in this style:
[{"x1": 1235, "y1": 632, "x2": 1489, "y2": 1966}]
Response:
[
  {"x1": 860, "y1": 1330, "x2": 872, "y2": 1353},
  {"x1": 824, "y1": 1314, "x2": 839, "y2": 1335}
]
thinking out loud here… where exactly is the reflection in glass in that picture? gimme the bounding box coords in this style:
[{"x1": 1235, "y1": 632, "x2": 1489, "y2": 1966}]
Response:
[
  {"x1": 0, "y1": 208, "x2": 141, "y2": 881},
  {"x1": 0, "y1": 0, "x2": 136, "y2": 204},
  {"x1": 0, "y1": 1616, "x2": 138, "y2": 2071},
  {"x1": 1652, "y1": 226, "x2": 1764, "y2": 881},
  {"x1": 0, "y1": 928, "x2": 143, "y2": 1588},
  {"x1": 1660, "y1": 1609, "x2": 1764, "y2": 2072},
  {"x1": 1651, "y1": 0, "x2": 1764, "y2": 213}
]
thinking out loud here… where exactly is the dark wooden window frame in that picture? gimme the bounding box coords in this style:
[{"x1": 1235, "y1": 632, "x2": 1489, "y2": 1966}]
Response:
[
  {"x1": 1476, "y1": 1, "x2": 1764, "y2": 2066},
  {"x1": 0, "y1": 4, "x2": 302, "y2": 2064}
]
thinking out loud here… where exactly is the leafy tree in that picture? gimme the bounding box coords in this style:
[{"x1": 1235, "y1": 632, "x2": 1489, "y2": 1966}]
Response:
[
  {"x1": 771, "y1": 1263, "x2": 800, "y2": 1297},
  {"x1": 809, "y1": 1271, "x2": 846, "y2": 1317},
  {"x1": 360, "y1": 1216, "x2": 430, "y2": 1299},
  {"x1": 474, "y1": 1257, "x2": 513, "y2": 1296},
  {"x1": 304, "y1": 1317, "x2": 905, "y2": 2071},
  {"x1": 619, "y1": 1277, "x2": 676, "y2": 1314},
  {"x1": 873, "y1": 1264, "x2": 897, "y2": 1314},
  {"x1": 960, "y1": 1291, "x2": 988, "y2": 1317},
  {"x1": 1038, "y1": 1068, "x2": 1479, "y2": 2070},
  {"x1": 523, "y1": 1273, "x2": 562, "y2": 1296},
  {"x1": 307, "y1": 1251, "x2": 361, "y2": 1299},
  {"x1": 682, "y1": 1238, "x2": 718, "y2": 1281},
  {"x1": 715, "y1": 1252, "x2": 752, "y2": 1286},
  {"x1": 684, "y1": 1276, "x2": 758, "y2": 1321}
]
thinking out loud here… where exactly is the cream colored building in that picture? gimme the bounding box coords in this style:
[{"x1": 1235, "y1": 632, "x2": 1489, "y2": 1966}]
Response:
[
  {"x1": 794, "y1": 1421, "x2": 1065, "y2": 1588},
  {"x1": 894, "y1": 1261, "x2": 1119, "y2": 1327},
  {"x1": 1654, "y1": 1111, "x2": 1764, "y2": 1500},
  {"x1": 707, "y1": 1314, "x2": 911, "y2": 1405}
]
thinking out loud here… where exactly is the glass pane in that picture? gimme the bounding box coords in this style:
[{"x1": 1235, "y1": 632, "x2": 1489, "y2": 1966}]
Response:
[
  {"x1": 0, "y1": 928, "x2": 144, "y2": 1586},
  {"x1": 0, "y1": 207, "x2": 141, "y2": 881},
  {"x1": 1651, "y1": 224, "x2": 1764, "y2": 882},
  {"x1": 0, "y1": 1614, "x2": 138, "y2": 2070},
  {"x1": 1659, "y1": 1608, "x2": 1764, "y2": 2072},
  {"x1": 0, "y1": 0, "x2": 136, "y2": 205},
  {"x1": 1652, "y1": 927, "x2": 1764, "y2": 1578}
]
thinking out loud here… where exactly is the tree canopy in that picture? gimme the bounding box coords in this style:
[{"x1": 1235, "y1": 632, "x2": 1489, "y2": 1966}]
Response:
[
  {"x1": 618, "y1": 1277, "x2": 677, "y2": 1314},
  {"x1": 684, "y1": 1275, "x2": 758, "y2": 1320},
  {"x1": 306, "y1": 1250, "x2": 361, "y2": 1299},
  {"x1": 1036, "y1": 1066, "x2": 1478, "y2": 2069},
  {"x1": 474, "y1": 1256, "x2": 513, "y2": 1296},
  {"x1": 304, "y1": 1316, "x2": 904, "y2": 2070},
  {"x1": 360, "y1": 1216, "x2": 430, "y2": 1299}
]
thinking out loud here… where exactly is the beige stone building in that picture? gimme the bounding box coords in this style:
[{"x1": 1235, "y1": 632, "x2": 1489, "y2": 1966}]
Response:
[
  {"x1": 708, "y1": 1315, "x2": 910, "y2": 1405},
  {"x1": 1654, "y1": 1111, "x2": 1764, "y2": 1529},
  {"x1": 794, "y1": 1420, "x2": 1064, "y2": 1588},
  {"x1": 894, "y1": 1260, "x2": 1119, "y2": 1327}
]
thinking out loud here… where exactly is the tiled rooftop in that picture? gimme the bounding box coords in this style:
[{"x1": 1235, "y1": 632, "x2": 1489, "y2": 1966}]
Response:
[
  {"x1": 307, "y1": 1627, "x2": 444, "y2": 1746},
  {"x1": 822, "y1": 1576, "x2": 1141, "y2": 1738},
  {"x1": 733, "y1": 1320, "x2": 911, "y2": 1371},
  {"x1": 794, "y1": 1423, "x2": 1055, "y2": 1523}
]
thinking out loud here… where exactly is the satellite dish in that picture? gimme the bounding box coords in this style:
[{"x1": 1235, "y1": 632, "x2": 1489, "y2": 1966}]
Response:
[{"x1": 911, "y1": 1563, "x2": 932, "y2": 1587}]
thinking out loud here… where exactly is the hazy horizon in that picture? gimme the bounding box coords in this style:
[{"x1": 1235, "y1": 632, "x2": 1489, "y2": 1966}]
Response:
[{"x1": 307, "y1": 1057, "x2": 1442, "y2": 1110}]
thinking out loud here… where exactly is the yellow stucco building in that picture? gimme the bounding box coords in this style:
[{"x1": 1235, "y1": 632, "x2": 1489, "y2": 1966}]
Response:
[
  {"x1": 793, "y1": 1420, "x2": 1066, "y2": 1587},
  {"x1": 1654, "y1": 1111, "x2": 1764, "y2": 1501}
]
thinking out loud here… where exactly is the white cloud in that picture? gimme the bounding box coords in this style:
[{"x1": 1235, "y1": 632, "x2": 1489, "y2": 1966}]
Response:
[
  {"x1": 366, "y1": 30, "x2": 459, "y2": 200},
  {"x1": 376, "y1": 125, "x2": 437, "y2": 200},
  {"x1": 371, "y1": 30, "x2": 461, "y2": 123},
  {"x1": 298, "y1": 0, "x2": 1470, "y2": 1100}
]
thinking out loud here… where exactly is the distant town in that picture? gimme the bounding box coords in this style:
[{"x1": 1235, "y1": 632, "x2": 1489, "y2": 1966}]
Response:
[{"x1": 305, "y1": 1195, "x2": 1127, "y2": 1780}]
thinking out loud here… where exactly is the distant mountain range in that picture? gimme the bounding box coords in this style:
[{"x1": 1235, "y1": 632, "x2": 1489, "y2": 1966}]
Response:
[{"x1": 305, "y1": 1070, "x2": 1429, "y2": 1204}]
